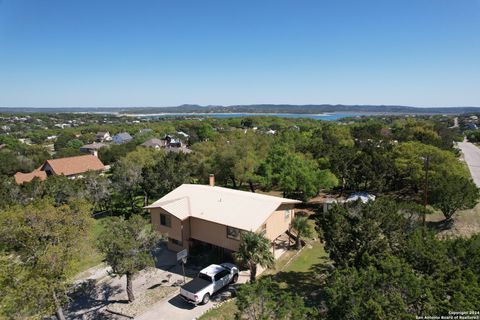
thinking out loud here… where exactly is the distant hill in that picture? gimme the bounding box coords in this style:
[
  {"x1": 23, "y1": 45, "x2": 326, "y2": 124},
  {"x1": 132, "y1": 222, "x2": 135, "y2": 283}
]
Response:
[{"x1": 1, "y1": 104, "x2": 479, "y2": 114}]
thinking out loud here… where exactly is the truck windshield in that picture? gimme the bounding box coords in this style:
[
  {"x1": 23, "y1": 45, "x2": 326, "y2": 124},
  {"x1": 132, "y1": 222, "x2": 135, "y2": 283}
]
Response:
[{"x1": 198, "y1": 273, "x2": 212, "y2": 282}]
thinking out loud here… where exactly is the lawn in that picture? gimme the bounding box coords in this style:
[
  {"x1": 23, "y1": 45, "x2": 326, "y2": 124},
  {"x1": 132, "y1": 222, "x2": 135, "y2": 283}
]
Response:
[
  {"x1": 69, "y1": 217, "x2": 105, "y2": 277},
  {"x1": 284, "y1": 241, "x2": 328, "y2": 273},
  {"x1": 198, "y1": 300, "x2": 238, "y2": 320}
]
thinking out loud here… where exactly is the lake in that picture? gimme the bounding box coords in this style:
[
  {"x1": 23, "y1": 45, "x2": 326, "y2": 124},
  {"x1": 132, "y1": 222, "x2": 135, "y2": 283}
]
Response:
[{"x1": 139, "y1": 113, "x2": 366, "y2": 121}]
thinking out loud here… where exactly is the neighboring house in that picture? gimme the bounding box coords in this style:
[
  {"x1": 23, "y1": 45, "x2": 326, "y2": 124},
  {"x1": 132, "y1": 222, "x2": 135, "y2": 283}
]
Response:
[
  {"x1": 345, "y1": 192, "x2": 376, "y2": 204},
  {"x1": 141, "y1": 136, "x2": 192, "y2": 154},
  {"x1": 112, "y1": 132, "x2": 133, "y2": 144},
  {"x1": 466, "y1": 123, "x2": 478, "y2": 130},
  {"x1": 322, "y1": 198, "x2": 338, "y2": 213},
  {"x1": 139, "y1": 128, "x2": 153, "y2": 134},
  {"x1": 177, "y1": 131, "x2": 189, "y2": 138},
  {"x1": 14, "y1": 154, "x2": 106, "y2": 184},
  {"x1": 145, "y1": 176, "x2": 300, "y2": 253},
  {"x1": 80, "y1": 142, "x2": 108, "y2": 156},
  {"x1": 141, "y1": 138, "x2": 168, "y2": 149},
  {"x1": 14, "y1": 169, "x2": 47, "y2": 184},
  {"x1": 96, "y1": 131, "x2": 112, "y2": 142}
]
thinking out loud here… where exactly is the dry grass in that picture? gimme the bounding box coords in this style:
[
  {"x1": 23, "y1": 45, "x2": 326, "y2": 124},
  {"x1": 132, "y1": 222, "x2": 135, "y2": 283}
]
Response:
[
  {"x1": 427, "y1": 202, "x2": 480, "y2": 238},
  {"x1": 107, "y1": 286, "x2": 178, "y2": 318}
]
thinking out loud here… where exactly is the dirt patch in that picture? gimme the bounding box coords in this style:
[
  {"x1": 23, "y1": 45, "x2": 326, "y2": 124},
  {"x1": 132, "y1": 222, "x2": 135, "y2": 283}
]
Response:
[
  {"x1": 427, "y1": 203, "x2": 480, "y2": 238},
  {"x1": 106, "y1": 286, "x2": 178, "y2": 318}
]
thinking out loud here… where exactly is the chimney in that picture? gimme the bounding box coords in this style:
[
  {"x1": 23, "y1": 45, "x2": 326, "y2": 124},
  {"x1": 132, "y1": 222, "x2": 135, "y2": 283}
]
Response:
[{"x1": 209, "y1": 174, "x2": 215, "y2": 187}]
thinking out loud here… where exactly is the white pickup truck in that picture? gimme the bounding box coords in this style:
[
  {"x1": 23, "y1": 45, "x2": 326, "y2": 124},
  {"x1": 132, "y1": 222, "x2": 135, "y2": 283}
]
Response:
[{"x1": 180, "y1": 263, "x2": 239, "y2": 305}]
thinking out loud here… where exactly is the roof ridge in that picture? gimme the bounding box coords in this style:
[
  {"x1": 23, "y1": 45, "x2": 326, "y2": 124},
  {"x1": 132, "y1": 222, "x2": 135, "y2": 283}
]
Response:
[{"x1": 180, "y1": 183, "x2": 299, "y2": 203}]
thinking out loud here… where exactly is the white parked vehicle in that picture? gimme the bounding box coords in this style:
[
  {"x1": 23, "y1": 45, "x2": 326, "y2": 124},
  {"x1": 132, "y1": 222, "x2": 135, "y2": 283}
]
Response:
[{"x1": 180, "y1": 263, "x2": 239, "y2": 305}]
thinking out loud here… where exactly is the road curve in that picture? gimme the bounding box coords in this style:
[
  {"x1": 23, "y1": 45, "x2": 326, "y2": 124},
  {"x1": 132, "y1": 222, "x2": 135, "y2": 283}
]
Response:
[{"x1": 457, "y1": 139, "x2": 480, "y2": 188}]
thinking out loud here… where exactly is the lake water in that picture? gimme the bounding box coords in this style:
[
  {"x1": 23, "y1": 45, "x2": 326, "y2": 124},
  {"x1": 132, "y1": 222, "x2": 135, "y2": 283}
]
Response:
[{"x1": 141, "y1": 113, "x2": 366, "y2": 121}]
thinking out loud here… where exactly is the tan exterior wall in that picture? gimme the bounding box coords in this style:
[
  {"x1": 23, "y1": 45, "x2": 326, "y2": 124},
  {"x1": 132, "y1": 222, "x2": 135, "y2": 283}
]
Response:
[
  {"x1": 262, "y1": 203, "x2": 295, "y2": 241},
  {"x1": 150, "y1": 208, "x2": 183, "y2": 241},
  {"x1": 149, "y1": 202, "x2": 296, "y2": 253},
  {"x1": 189, "y1": 217, "x2": 241, "y2": 252}
]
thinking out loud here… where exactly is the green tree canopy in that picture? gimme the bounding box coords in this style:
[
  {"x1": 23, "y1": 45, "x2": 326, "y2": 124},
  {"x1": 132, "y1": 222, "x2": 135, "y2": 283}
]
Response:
[
  {"x1": 317, "y1": 199, "x2": 422, "y2": 268},
  {"x1": 235, "y1": 278, "x2": 316, "y2": 320},
  {"x1": 97, "y1": 214, "x2": 160, "y2": 302},
  {"x1": 234, "y1": 231, "x2": 275, "y2": 282},
  {"x1": 0, "y1": 199, "x2": 92, "y2": 320},
  {"x1": 428, "y1": 174, "x2": 479, "y2": 222},
  {"x1": 291, "y1": 216, "x2": 315, "y2": 250},
  {"x1": 323, "y1": 255, "x2": 434, "y2": 320}
]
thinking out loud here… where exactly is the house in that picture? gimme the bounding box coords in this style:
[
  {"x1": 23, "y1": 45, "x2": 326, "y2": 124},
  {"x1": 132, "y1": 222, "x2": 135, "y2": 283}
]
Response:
[
  {"x1": 141, "y1": 136, "x2": 192, "y2": 154},
  {"x1": 145, "y1": 176, "x2": 300, "y2": 253},
  {"x1": 80, "y1": 142, "x2": 108, "y2": 156},
  {"x1": 14, "y1": 154, "x2": 106, "y2": 184},
  {"x1": 141, "y1": 138, "x2": 168, "y2": 149},
  {"x1": 345, "y1": 192, "x2": 376, "y2": 204},
  {"x1": 14, "y1": 169, "x2": 47, "y2": 184},
  {"x1": 95, "y1": 131, "x2": 112, "y2": 142},
  {"x1": 112, "y1": 132, "x2": 133, "y2": 144},
  {"x1": 177, "y1": 131, "x2": 189, "y2": 138},
  {"x1": 139, "y1": 128, "x2": 153, "y2": 134},
  {"x1": 322, "y1": 198, "x2": 338, "y2": 213},
  {"x1": 466, "y1": 123, "x2": 478, "y2": 130}
]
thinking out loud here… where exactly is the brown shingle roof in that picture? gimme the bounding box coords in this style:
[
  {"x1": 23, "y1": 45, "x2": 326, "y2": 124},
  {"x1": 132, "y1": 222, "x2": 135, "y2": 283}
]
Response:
[
  {"x1": 42, "y1": 154, "x2": 106, "y2": 176},
  {"x1": 14, "y1": 169, "x2": 47, "y2": 184}
]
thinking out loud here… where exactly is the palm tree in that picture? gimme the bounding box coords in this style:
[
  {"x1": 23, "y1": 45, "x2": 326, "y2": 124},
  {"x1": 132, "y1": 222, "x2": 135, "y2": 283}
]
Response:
[
  {"x1": 234, "y1": 231, "x2": 275, "y2": 282},
  {"x1": 291, "y1": 216, "x2": 315, "y2": 250}
]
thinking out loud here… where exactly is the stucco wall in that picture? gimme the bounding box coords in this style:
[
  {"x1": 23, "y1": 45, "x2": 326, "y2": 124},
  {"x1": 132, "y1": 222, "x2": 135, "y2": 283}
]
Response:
[
  {"x1": 150, "y1": 202, "x2": 296, "y2": 253},
  {"x1": 263, "y1": 203, "x2": 295, "y2": 241},
  {"x1": 150, "y1": 207, "x2": 183, "y2": 241},
  {"x1": 189, "y1": 217, "x2": 241, "y2": 252}
]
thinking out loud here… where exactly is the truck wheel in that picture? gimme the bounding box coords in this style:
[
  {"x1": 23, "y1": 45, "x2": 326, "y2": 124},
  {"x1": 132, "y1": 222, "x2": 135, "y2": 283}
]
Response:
[
  {"x1": 231, "y1": 274, "x2": 239, "y2": 284},
  {"x1": 201, "y1": 293, "x2": 210, "y2": 305}
]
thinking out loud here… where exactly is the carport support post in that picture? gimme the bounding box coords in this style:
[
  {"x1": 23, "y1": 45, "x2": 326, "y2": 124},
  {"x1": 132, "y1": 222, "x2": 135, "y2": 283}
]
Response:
[{"x1": 181, "y1": 257, "x2": 187, "y2": 284}]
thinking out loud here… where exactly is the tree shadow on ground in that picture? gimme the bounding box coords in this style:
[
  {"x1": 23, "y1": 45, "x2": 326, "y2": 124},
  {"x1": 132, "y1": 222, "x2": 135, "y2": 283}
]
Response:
[
  {"x1": 426, "y1": 218, "x2": 454, "y2": 232},
  {"x1": 66, "y1": 280, "x2": 124, "y2": 319},
  {"x1": 262, "y1": 261, "x2": 334, "y2": 307}
]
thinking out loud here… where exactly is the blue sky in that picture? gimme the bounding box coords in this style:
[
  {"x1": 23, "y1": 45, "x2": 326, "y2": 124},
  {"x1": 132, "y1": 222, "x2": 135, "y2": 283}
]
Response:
[{"x1": 0, "y1": 0, "x2": 479, "y2": 108}]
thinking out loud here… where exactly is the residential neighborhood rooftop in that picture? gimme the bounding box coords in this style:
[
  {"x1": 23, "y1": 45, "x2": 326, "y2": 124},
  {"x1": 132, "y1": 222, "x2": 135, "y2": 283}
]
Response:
[
  {"x1": 14, "y1": 169, "x2": 47, "y2": 184},
  {"x1": 42, "y1": 154, "x2": 106, "y2": 176}
]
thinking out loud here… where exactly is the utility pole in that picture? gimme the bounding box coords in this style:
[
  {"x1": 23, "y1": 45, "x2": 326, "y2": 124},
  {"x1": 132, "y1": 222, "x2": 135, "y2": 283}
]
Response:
[{"x1": 423, "y1": 155, "x2": 430, "y2": 226}]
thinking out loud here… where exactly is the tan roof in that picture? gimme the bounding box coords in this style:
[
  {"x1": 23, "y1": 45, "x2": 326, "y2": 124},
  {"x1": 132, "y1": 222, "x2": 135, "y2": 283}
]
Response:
[
  {"x1": 14, "y1": 169, "x2": 47, "y2": 184},
  {"x1": 145, "y1": 184, "x2": 300, "y2": 231},
  {"x1": 42, "y1": 154, "x2": 106, "y2": 176},
  {"x1": 141, "y1": 138, "x2": 167, "y2": 148}
]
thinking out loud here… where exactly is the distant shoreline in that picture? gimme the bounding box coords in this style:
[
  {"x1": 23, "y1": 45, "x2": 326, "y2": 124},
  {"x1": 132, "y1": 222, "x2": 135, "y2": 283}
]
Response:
[{"x1": 122, "y1": 112, "x2": 336, "y2": 117}]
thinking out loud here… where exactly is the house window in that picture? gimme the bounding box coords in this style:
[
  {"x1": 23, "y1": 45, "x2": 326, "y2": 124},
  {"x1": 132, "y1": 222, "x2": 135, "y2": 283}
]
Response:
[
  {"x1": 227, "y1": 226, "x2": 241, "y2": 240},
  {"x1": 284, "y1": 210, "x2": 290, "y2": 222},
  {"x1": 160, "y1": 213, "x2": 171, "y2": 227}
]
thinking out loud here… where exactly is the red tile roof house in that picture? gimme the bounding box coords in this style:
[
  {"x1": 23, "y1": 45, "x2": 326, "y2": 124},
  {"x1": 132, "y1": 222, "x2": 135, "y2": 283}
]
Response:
[
  {"x1": 14, "y1": 154, "x2": 106, "y2": 184},
  {"x1": 145, "y1": 175, "x2": 301, "y2": 257}
]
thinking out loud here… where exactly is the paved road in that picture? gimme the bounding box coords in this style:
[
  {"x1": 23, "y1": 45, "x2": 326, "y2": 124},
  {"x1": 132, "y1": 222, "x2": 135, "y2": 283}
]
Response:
[{"x1": 457, "y1": 139, "x2": 480, "y2": 187}]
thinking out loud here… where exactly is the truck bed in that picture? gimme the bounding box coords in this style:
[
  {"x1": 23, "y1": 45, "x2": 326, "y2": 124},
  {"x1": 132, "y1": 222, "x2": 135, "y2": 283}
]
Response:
[{"x1": 181, "y1": 277, "x2": 211, "y2": 294}]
